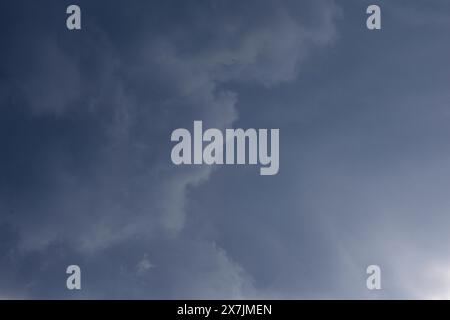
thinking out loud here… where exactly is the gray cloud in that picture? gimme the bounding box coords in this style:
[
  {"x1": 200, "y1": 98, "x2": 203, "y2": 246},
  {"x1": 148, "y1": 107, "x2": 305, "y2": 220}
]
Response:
[
  {"x1": 0, "y1": 0, "x2": 340, "y2": 298},
  {"x1": 3, "y1": 0, "x2": 449, "y2": 300}
]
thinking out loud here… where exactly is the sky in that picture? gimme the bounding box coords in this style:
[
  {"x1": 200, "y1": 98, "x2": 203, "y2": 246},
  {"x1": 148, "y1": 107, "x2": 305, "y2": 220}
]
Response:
[{"x1": 1, "y1": 0, "x2": 450, "y2": 299}]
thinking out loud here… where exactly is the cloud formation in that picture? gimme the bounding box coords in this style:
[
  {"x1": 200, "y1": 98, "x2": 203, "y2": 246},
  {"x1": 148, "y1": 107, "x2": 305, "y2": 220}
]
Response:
[
  {"x1": 3, "y1": 0, "x2": 450, "y2": 300},
  {"x1": 0, "y1": 0, "x2": 339, "y2": 298}
]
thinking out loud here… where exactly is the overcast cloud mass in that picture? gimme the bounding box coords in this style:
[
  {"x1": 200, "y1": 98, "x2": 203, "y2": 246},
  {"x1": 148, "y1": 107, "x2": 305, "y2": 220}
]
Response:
[{"x1": 1, "y1": 0, "x2": 450, "y2": 299}]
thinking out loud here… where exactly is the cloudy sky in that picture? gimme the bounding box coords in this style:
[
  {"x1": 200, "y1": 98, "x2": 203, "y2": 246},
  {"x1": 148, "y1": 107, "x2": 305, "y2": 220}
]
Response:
[{"x1": 1, "y1": 0, "x2": 450, "y2": 299}]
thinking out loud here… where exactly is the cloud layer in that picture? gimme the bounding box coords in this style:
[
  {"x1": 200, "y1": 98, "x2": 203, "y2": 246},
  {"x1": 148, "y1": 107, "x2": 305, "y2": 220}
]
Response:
[
  {"x1": 0, "y1": 0, "x2": 339, "y2": 298},
  {"x1": 2, "y1": 0, "x2": 450, "y2": 300}
]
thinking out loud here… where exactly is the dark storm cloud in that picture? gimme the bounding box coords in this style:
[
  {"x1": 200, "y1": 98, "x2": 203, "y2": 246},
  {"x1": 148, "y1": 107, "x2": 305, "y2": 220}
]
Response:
[
  {"x1": 0, "y1": 0, "x2": 340, "y2": 298},
  {"x1": 2, "y1": 0, "x2": 450, "y2": 300}
]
